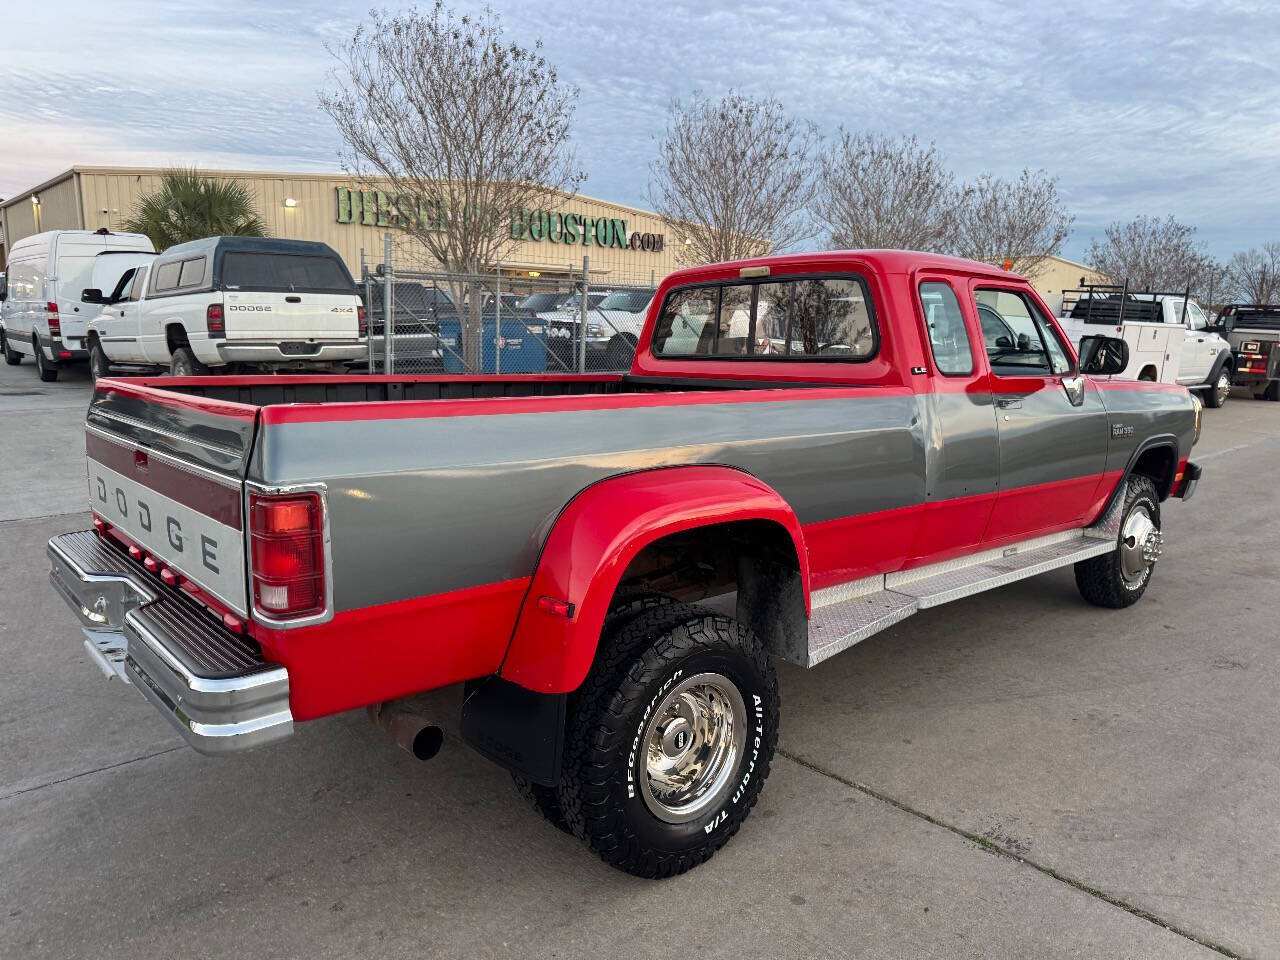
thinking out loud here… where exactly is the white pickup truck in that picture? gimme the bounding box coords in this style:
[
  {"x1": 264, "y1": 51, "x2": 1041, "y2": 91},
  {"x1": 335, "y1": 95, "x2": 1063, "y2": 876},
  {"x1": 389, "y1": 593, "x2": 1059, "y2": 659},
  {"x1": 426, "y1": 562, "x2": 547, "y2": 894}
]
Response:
[
  {"x1": 84, "y1": 237, "x2": 367, "y2": 378},
  {"x1": 1056, "y1": 286, "x2": 1234, "y2": 407}
]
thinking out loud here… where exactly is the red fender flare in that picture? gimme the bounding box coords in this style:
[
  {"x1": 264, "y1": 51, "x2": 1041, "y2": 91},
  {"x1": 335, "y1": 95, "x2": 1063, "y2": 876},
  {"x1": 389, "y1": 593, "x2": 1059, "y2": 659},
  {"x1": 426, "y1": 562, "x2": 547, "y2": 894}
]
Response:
[{"x1": 499, "y1": 465, "x2": 810, "y2": 694}]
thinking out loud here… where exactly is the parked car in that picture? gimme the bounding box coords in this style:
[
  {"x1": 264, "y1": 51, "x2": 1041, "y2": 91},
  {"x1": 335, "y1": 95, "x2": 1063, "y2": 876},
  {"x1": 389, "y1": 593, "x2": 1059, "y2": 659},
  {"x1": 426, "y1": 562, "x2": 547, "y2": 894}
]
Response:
[
  {"x1": 84, "y1": 237, "x2": 366, "y2": 378},
  {"x1": 1057, "y1": 285, "x2": 1234, "y2": 406},
  {"x1": 1215, "y1": 304, "x2": 1280, "y2": 401},
  {"x1": 48, "y1": 250, "x2": 1200, "y2": 879},
  {"x1": 363, "y1": 280, "x2": 450, "y2": 372},
  {"x1": 1, "y1": 229, "x2": 155, "y2": 381}
]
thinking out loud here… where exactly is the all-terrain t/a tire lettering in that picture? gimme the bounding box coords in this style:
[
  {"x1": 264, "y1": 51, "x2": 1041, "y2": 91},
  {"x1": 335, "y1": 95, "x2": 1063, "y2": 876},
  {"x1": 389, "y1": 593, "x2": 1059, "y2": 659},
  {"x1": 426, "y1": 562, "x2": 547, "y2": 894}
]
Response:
[{"x1": 557, "y1": 610, "x2": 779, "y2": 878}]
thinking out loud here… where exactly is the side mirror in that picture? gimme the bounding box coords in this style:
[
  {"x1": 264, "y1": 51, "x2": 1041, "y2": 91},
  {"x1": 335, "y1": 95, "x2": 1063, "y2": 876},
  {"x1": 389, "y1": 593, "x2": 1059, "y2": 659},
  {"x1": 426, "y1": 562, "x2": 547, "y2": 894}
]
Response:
[
  {"x1": 1079, "y1": 335, "x2": 1129, "y2": 376},
  {"x1": 1222, "y1": 315, "x2": 1236, "y2": 333},
  {"x1": 81, "y1": 288, "x2": 106, "y2": 304}
]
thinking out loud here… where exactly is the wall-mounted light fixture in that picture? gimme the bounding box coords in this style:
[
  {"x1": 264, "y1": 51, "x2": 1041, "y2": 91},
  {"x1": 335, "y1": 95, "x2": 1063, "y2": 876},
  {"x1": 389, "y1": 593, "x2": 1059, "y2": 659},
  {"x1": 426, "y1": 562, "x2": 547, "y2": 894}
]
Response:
[
  {"x1": 282, "y1": 197, "x2": 298, "y2": 208},
  {"x1": 31, "y1": 194, "x2": 40, "y2": 205}
]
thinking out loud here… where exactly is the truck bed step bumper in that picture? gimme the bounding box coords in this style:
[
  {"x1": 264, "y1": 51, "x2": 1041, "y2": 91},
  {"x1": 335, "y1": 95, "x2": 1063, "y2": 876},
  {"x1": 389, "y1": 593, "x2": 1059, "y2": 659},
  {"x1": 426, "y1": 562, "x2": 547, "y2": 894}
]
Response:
[
  {"x1": 803, "y1": 495, "x2": 1126, "y2": 668},
  {"x1": 48, "y1": 530, "x2": 293, "y2": 754}
]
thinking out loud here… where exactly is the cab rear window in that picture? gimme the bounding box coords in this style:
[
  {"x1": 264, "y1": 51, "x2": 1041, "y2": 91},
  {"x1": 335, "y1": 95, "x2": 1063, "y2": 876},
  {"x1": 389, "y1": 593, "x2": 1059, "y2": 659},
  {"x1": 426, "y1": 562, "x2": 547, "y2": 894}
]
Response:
[
  {"x1": 650, "y1": 274, "x2": 877, "y2": 360},
  {"x1": 221, "y1": 253, "x2": 353, "y2": 294}
]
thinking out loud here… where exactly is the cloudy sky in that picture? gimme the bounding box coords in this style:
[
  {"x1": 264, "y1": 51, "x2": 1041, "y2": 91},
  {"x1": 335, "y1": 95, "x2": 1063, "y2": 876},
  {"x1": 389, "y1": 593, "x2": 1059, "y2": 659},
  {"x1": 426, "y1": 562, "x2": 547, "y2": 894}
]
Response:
[{"x1": 1, "y1": 0, "x2": 1277, "y2": 260}]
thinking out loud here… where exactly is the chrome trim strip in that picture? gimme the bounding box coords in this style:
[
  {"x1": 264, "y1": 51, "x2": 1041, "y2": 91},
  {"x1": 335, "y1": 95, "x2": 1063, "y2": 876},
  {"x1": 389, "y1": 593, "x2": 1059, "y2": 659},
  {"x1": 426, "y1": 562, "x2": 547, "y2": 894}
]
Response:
[
  {"x1": 243, "y1": 480, "x2": 336, "y2": 630},
  {"x1": 85, "y1": 423, "x2": 243, "y2": 489},
  {"x1": 87, "y1": 408, "x2": 244, "y2": 458}
]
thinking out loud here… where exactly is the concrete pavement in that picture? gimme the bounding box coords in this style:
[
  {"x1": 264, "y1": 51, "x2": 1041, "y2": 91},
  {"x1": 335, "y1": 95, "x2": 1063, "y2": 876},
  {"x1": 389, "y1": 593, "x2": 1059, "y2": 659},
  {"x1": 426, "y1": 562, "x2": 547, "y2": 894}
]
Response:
[{"x1": 1, "y1": 358, "x2": 1275, "y2": 959}]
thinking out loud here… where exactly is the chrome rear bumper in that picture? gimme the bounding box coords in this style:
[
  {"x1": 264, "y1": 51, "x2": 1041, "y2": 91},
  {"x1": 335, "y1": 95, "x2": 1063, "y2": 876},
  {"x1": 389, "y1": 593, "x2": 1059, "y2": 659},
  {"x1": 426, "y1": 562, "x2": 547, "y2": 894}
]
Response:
[{"x1": 48, "y1": 530, "x2": 293, "y2": 754}]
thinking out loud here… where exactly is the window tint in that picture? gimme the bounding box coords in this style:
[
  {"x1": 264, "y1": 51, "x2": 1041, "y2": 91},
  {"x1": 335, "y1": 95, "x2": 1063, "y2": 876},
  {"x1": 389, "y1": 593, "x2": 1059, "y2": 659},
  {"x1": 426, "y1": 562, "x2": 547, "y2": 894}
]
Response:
[
  {"x1": 154, "y1": 260, "x2": 182, "y2": 292},
  {"x1": 975, "y1": 289, "x2": 1071, "y2": 375},
  {"x1": 652, "y1": 287, "x2": 719, "y2": 355},
  {"x1": 716, "y1": 284, "x2": 754, "y2": 355},
  {"x1": 178, "y1": 258, "x2": 205, "y2": 288},
  {"x1": 129, "y1": 266, "x2": 149, "y2": 302},
  {"x1": 221, "y1": 253, "x2": 353, "y2": 293},
  {"x1": 651, "y1": 275, "x2": 877, "y2": 360},
  {"x1": 1186, "y1": 301, "x2": 1208, "y2": 330},
  {"x1": 920, "y1": 282, "x2": 973, "y2": 375}
]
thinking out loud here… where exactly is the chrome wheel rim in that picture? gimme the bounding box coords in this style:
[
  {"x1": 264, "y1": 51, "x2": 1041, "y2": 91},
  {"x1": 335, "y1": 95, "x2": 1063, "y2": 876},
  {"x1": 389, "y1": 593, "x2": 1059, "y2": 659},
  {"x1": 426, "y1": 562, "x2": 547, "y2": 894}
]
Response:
[
  {"x1": 1215, "y1": 372, "x2": 1230, "y2": 405},
  {"x1": 1120, "y1": 505, "x2": 1160, "y2": 583},
  {"x1": 639, "y1": 672, "x2": 747, "y2": 824}
]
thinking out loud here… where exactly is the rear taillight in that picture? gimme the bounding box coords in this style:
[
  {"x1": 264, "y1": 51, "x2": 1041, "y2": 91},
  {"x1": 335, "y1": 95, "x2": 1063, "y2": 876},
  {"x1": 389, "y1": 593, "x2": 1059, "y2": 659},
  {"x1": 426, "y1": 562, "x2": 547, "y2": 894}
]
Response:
[
  {"x1": 206, "y1": 303, "x2": 225, "y2": 337},
  {"x1": 249, "y1": 492, "x2": 325, "y2": 620},
  {"x1": 357, "y1": 305, "x2": 368, "y2": 338},
  {"x1": 46, "y1": 302, "x2": 60, "y2": 337}
]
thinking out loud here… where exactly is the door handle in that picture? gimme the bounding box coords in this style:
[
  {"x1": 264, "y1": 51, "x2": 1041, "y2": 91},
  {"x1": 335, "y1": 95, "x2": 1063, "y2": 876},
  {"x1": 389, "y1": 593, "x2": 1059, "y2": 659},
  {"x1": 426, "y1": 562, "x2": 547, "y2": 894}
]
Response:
[{"x1": 994, "y1": 397, "x2": 1023, "y2": 409}]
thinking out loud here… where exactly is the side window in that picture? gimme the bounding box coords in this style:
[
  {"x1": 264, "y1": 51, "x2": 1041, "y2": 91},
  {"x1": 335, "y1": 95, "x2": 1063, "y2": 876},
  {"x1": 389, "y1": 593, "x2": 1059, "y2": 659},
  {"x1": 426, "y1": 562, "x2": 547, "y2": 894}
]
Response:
[
  {"x1": 651, "y1": 287, "x2": 719, "y2": 355},
  {"x1": 919, "y1": 281, "x2": 973, "y2": 375},
  {"x1": 755, "y1": 281, "x2": 794, "y2": 355},
  {"x1": 975, "y1": 288, "x2": 1071, "y2": 376},
  {"x1": 178, "y1": 257, "x2": 205, "y2": 289},
  {"x1": 1186, "y1": 302, "x2": 1208, "y2": 330},
  {"x1": 129, "y1": 266, "x2": 149, "y2": 302},
  {"x1": 154, "y1": 261, "x2": 182, "y2": 292}
]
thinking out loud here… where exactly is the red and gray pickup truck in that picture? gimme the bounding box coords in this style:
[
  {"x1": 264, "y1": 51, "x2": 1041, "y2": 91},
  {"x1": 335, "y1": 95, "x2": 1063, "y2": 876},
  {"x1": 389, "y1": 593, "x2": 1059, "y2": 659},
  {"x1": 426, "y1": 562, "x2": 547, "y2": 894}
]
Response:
[{"x1": 49, "y1": 250, "x2": 1202, "y2": 878}]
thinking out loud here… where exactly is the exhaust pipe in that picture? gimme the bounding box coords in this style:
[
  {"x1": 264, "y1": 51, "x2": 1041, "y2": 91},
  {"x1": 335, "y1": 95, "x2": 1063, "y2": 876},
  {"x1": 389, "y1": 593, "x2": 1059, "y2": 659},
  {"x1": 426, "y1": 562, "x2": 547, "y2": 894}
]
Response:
[{"x1": 367, "y1": 701, "x2": 445, "y2": 761}]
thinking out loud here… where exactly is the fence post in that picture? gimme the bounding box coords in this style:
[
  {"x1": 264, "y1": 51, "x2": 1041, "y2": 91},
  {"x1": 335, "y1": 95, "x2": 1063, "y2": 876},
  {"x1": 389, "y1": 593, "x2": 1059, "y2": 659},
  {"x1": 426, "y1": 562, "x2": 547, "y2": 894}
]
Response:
[
  {"x1": 361, "y1": 254, "x2": 374, "y2": 375},
  {"x1": 578, "y1": 256, "x2": 589, "y2": 374},
  {"x1": 495, "y1": 265, "x2": 502, "y2": 376},
  {"x1": 382, "y1": 232, "x2": 394, "y2": 376}
]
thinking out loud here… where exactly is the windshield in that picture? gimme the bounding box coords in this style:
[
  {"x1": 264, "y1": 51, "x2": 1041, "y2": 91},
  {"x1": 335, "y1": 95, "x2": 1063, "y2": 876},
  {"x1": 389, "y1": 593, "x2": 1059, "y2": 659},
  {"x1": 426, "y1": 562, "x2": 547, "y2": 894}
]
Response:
[
  {"x1": 598, "y1": 288, "x2": 655, "y2": 312},
  {"x1": 221, "y1": 252, "x2": 354, "y2": 293},
  {"x1": 520, "y1": 292, "x2": 565, "y2": 312}
]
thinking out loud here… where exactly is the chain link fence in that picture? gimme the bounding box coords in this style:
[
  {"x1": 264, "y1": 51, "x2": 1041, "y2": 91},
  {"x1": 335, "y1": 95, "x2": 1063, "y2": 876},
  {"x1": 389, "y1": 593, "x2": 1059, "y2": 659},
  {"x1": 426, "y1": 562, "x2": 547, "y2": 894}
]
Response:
[{"x1": 357, "y1": 249, "x2": 660, "y2": 375}]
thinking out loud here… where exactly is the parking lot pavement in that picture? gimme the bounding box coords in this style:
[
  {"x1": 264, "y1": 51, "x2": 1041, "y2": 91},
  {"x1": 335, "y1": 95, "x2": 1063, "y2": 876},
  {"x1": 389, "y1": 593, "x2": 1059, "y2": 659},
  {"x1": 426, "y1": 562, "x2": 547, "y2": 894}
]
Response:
[{"x1": 1, "y1": 360, "x2": 1276, "y2": 959}]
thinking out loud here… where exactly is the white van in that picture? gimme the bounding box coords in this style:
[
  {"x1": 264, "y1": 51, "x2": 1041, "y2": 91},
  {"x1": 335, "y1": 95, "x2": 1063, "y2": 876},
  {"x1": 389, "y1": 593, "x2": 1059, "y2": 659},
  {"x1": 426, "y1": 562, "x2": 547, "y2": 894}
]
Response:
[
  {"x1": 85, "y1": 236, "x2": 366, "y2": 377},
  {"x1": 0, "y1": 229, "x2": 155, "y2": 381}
]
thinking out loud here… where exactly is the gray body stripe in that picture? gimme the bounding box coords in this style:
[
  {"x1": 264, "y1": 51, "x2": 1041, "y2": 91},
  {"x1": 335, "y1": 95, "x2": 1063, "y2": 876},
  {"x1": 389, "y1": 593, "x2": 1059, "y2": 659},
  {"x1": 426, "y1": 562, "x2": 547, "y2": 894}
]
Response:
[{"x1": 255, "y1": 396, "x2": 926, "y2": 611}]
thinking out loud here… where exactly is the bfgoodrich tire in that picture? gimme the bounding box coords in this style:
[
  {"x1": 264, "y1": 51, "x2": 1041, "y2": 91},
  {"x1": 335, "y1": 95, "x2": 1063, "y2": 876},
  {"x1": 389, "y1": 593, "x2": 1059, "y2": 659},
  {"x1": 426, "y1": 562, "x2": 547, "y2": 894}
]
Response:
[
  {"x1": 558, "y1": 611, "x2": 779, "y2": 878},
  {"x1": 1075, "y1": 476, "x2": 1161, "y2": 608}
]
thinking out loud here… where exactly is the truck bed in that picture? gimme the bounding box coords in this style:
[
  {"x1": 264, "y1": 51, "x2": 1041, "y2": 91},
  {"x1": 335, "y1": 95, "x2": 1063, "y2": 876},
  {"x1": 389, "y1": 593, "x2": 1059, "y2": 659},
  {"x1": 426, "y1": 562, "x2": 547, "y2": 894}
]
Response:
[{"x1": 118, "y1": 372, "x2": 793, "y2": 409}]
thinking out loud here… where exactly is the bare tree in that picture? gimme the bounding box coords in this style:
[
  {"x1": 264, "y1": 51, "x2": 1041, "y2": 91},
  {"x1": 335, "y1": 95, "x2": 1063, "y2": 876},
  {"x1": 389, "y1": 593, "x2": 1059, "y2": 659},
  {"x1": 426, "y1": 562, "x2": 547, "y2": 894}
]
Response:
[
  {"x1": 647, "y1": 92, "x2": 817, "y2": 264},
  {"x1": 1226, "y1": 241, "x2": 1280, "y2": 304},
  {"x1": 950, "y1": 170, "x2": 1072, "y2": 276},
  {"x1": 1084, "y1": 215, "x2": 1216, "y2": 297},
  {"x1": 319, "y1": 2, "x2": 583, "y2": 367},
  {"x1": 814, "y1": 132, "x2": 959, "y2": 251}
]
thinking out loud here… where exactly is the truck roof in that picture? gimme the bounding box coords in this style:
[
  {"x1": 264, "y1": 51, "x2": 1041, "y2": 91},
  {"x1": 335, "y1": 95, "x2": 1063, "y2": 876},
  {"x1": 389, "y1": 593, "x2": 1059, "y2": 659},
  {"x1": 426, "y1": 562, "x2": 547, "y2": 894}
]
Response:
[{"x1": 661, "y1": 249, "x2": 1018, "y2": 287}]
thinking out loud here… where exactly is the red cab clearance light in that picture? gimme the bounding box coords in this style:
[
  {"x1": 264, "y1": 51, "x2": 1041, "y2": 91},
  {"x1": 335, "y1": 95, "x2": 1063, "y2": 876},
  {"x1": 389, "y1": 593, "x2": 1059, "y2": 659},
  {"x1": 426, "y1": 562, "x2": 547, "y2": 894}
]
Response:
[
  {"x1": 249, "y1": 492, "x2": 325, "y2": 620},
  {"x1": 357, "y1": 305, "x2": 368, "y2": 338},
  {"x1": 46, "y1": 302, "x2": 60, "y2": 337},
  {"x1": 206, "y1": 303, "x2": 226, "y2": 338}
]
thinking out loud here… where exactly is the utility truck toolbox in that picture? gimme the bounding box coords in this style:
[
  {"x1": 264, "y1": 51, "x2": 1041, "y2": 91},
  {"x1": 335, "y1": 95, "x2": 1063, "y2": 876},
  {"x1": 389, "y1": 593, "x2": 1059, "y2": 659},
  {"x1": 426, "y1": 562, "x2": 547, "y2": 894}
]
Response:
[{"x1": 49, "y1": 249, "x2": 1202, "y2": 879}]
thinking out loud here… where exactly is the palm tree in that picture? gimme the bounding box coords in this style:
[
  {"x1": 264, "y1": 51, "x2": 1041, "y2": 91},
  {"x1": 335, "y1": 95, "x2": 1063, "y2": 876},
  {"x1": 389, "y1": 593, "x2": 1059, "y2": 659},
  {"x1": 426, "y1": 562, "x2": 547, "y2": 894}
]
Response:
[{"x1": 123, "y1": 168, "x2": 268, "y2": 249}]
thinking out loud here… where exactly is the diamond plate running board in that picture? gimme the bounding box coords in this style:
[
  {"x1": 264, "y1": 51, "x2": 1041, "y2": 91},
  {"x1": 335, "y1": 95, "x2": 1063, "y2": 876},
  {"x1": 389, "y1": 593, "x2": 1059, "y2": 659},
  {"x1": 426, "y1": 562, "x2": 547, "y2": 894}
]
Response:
[{"x1": 802, "y1": 493, "x2": 1128, "y2": 668}]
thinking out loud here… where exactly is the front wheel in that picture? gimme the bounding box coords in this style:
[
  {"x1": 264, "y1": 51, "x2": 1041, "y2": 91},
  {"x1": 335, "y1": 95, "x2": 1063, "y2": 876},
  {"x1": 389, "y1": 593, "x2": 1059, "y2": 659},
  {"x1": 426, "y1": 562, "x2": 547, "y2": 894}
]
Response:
[
  {"x1": 1, "y1": 330, "x2": 21, "y2": 365},
  {"x1": 34, "y1": 338, "x2": 58, "y2": 382},
  {"x1": 89, "y1": 340, "x2": 111, "y2": 381},
  {"x1": 558, "y1": 611, "x2": 778, "y2": 878},
  {"x1": 1205, "y1": 368, "x2": 1230, "y2": 408},
  {"x1": 169, "y1": 346, "x2": 209, "y2": 376},
  {"x1": 1075, "y1": 476, "x2": 1161, "y2": 608}
]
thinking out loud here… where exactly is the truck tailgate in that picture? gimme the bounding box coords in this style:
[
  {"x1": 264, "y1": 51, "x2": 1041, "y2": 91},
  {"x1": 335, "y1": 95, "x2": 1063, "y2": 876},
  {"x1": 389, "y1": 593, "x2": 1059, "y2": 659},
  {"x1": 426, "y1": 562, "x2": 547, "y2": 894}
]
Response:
[
  {"x1": 85, "y1": 378, "x2": 257, "y2": 615},
  {"x1": 224, "y1": 291, "x2": 360, "y2": 340}
]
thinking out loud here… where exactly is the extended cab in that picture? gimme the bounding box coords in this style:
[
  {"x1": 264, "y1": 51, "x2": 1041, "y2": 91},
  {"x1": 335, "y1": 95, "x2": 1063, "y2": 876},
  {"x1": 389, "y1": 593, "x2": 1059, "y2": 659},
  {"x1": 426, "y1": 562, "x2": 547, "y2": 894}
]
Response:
[
  {"x1": 84, "y1": 237, "x2": 367, "y2": 378},
  {"x1": 48, "y1": 251, "x2": 1202, "y2": 878}
]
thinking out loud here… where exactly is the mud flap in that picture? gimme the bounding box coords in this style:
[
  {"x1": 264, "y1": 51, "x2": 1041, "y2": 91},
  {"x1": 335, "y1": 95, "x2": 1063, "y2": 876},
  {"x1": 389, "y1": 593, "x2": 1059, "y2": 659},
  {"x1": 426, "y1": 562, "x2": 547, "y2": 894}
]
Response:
[{"x1": 460, "y1": 676, "x2": 566, "y2": 786}]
